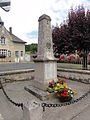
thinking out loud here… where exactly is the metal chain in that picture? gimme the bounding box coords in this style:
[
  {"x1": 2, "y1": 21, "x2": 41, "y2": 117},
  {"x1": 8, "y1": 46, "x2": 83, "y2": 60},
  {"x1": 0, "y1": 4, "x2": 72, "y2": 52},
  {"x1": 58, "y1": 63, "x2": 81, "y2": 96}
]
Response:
[
  {"x1": 0, "y1": 80, "x2": 23, "y2": 110},
  {"x1": 41, "y1": 89, "x2": 90, "y2": 111},
  {"x1": 41, "y1": 74, "x2": 90, "y2": 111},
  {"x1": 0, "y1": 74, "x2": 90, "y2": 112}
]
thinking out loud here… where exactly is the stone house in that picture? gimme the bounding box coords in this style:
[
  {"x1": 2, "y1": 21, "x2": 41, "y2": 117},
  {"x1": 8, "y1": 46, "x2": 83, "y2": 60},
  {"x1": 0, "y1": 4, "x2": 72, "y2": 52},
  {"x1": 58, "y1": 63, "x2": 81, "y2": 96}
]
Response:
[{"x1": 0, "y1": 17, "x2": 26, "y2": 63}]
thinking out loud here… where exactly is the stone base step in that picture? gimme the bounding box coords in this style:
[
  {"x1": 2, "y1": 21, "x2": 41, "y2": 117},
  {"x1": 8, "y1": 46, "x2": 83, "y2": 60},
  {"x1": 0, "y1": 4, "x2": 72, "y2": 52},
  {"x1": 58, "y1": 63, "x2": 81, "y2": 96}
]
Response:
[{"x1": 24, "y1": 85, "x2": 55, "y2": 101}]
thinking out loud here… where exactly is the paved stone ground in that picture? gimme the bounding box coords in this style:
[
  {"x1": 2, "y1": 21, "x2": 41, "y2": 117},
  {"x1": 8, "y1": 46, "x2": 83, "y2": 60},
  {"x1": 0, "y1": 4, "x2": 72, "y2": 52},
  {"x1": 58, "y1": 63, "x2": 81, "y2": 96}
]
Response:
[{"x1": 0, "y1": 80, "x2": 90, "y2": 120}]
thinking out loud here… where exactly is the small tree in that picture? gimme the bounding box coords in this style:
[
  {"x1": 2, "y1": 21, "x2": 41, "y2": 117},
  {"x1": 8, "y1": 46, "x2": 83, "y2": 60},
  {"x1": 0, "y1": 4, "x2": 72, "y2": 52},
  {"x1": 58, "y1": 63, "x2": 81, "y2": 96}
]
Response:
[
  {"x1": 68, "y1": 6, "x2": 90, "y2": 69},
  {"x1": 52, "y1": 23, "x2": 73, "y2": 55},
  {"x1": 52, "y1": 5, "x2": 90, "y2": 70}
]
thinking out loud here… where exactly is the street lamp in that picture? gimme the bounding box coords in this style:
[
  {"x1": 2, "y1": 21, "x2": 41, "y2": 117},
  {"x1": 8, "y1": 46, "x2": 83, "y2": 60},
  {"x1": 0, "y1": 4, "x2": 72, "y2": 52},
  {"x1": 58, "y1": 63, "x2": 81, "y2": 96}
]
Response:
[{"x1": 0, "y1": 0, "x2": 11, "y2": 12}]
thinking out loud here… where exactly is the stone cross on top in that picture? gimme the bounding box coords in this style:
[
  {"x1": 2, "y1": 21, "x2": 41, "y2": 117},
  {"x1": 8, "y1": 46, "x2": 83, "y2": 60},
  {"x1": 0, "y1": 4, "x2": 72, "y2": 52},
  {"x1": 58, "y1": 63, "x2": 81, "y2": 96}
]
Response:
[{"x1": 37, "y1": 14, "x2": 54, "y2": 60}]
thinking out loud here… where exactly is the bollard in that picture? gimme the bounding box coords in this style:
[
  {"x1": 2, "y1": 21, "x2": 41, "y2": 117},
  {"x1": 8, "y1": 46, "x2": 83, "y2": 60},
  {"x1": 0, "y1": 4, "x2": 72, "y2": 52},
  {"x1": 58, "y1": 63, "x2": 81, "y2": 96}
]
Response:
[{"x1": 23, "y1": 100, "x2": 42, "y2": 120}]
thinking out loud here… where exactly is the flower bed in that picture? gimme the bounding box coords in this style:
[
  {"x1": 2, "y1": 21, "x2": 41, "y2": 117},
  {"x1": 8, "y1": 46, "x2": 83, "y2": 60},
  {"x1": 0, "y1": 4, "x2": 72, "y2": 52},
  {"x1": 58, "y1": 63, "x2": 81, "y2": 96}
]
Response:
[
  {"x1": 57, "y1": 52, "x2": 82, "y2": 64},
  {"x1": 47, "y1": 79, "x2": 77, "y2": 102}
]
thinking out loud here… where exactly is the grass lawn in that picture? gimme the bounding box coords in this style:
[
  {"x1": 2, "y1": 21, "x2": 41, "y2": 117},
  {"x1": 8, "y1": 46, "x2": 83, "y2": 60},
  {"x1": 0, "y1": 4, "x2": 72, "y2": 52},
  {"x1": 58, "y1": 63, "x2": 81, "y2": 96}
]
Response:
[{"x1": 57, "y1": 63, "x2": 90, "y2": 70}]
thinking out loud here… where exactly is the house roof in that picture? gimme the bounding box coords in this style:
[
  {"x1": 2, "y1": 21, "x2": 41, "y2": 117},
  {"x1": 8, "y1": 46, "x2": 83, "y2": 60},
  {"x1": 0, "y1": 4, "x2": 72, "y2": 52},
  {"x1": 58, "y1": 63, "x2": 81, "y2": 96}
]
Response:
[
  {"x1": 10, "y1": 33, "x2": 26, "y2": 43},
  {"x1": 0, "y1": 16, "x2": 26, "y2": 43}
]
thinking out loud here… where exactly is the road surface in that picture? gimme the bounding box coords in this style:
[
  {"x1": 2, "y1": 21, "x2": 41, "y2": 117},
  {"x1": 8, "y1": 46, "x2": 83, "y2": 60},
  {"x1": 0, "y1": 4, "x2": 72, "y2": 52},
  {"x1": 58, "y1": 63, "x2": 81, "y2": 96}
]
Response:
[{"x1": 0, "y1": 63, "x2": 34, "y2": 72}]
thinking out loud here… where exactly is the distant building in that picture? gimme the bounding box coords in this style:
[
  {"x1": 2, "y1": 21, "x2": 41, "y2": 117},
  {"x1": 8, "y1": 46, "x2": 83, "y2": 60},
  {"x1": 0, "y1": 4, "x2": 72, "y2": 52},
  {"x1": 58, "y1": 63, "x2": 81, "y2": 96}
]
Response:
[{"x1": 0, "y1": 17, "x2": 26, "y2": 63}]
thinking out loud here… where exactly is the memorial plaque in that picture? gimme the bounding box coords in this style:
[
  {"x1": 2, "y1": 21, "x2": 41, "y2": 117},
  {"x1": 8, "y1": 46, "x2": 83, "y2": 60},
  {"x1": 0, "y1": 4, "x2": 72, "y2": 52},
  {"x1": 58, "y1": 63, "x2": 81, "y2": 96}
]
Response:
[{"x1": 45, "y1": 63, "x2": 57, "y2": 79}]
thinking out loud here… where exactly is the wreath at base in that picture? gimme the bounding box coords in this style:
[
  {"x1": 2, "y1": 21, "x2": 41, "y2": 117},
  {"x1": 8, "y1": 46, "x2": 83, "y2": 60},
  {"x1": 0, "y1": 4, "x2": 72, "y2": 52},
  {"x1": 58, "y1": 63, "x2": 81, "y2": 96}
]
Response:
[{"x1": 47, "y1": 79, "x2": 77, "y2": 102}]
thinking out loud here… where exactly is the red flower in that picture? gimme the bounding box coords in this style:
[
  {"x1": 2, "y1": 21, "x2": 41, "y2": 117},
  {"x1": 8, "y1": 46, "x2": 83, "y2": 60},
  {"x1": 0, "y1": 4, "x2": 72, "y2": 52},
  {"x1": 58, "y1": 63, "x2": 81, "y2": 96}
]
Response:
[
  {"x1": 64, "y1": 91, "x2": 67, "y2": 96},
  {"x1": 63, "y1": 86, "x2": 66, "y2": 91},
  {"x1": 49, "y1": 82, "x2": 51, "y2": 84},
  {"x1": 61, "y1": 93, "x2": 65, "y2": 97},
  {"x1": 59, "y1": 82, "x2": 62, "y2": 84},
  {"x1": 61, "y1": 91, "x2": 67, "y2": 97},
  {"x1": 57, "y1": 93, "x2": 60, "y2": 97},
  {"x1": 60, "y1": 55, "x2": 65, "y2": 59},
  {"x1": 53, "y1": 80, "x2": 54, "y2": 82}
]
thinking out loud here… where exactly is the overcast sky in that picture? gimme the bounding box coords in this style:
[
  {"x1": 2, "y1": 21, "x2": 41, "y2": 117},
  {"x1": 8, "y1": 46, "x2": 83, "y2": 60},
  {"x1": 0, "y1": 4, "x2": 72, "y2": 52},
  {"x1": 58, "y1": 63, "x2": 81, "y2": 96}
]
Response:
[{"x1": 0, "y1": 0, "x2": 90, "y2": 44}]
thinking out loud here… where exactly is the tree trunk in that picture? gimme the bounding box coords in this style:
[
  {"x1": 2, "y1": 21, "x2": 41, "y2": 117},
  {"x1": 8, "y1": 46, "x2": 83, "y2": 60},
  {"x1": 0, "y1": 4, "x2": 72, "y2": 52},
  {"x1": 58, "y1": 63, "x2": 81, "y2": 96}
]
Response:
[{"x1": 82, "y1": 49, "x2": 88, "y2": 70}]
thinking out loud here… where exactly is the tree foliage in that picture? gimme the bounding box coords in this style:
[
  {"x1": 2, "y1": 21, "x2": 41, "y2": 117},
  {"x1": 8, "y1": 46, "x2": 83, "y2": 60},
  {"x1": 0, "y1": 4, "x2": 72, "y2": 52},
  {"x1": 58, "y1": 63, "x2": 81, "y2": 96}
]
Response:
[
  {"x1": 25, "y1": 43, "x2": 38, "y2": 54},
  {"x1": 52, "y1": 6, "x2": 90, "y2": 55}
]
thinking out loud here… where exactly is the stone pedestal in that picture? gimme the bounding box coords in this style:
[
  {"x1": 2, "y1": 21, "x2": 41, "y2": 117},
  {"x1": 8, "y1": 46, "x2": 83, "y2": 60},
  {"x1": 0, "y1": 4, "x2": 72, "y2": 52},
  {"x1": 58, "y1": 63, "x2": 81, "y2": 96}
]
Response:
[{"x1": 33, "y1": 60, "x2": 57, "y2": 91}]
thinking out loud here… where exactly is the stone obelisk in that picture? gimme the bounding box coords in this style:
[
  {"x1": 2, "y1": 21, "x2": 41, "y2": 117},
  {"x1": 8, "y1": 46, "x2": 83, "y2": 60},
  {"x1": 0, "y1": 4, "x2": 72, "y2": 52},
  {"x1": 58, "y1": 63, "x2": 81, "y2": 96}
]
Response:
[
  {"x1": 25, "y1": 14, "x2": 57, "y2": 100},
  {"x1": 33, "y1": 14, "x2": 57, "y2": 91}
]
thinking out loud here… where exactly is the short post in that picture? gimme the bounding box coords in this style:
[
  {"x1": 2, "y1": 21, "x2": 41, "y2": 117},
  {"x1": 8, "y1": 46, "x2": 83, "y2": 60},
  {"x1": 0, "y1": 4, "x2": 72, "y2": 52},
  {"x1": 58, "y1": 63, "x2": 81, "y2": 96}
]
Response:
[{"x1": 22, "y1": 100, "x2": 42, "y2": 120}]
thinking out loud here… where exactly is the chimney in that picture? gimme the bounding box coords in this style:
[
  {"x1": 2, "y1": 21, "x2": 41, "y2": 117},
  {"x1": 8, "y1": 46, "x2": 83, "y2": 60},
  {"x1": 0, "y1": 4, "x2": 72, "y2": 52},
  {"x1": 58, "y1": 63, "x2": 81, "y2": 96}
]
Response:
[
  {"x1": 9, "y1": 27, "x2": 12, "y2": 34},
  {"x1": 0, "y1": 17, "x2": 4, "y2": 26}
]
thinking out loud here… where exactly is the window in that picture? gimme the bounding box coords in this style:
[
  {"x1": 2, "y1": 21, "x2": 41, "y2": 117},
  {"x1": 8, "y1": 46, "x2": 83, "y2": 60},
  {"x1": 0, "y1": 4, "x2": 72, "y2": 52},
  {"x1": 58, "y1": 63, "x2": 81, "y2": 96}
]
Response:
[
  {"x1": 0, "y1": 49, "x2": 7, "y2": 56},
  {"x1": 15, "y1": 51, "x2": 19, "y2": 57},
  {"x1": 21, "y1": 51, "x2": 23, "y2": 57},
  {"x1": 1, "y1": 37, "x2": 5, "y2": 45},
  {"x1": 8, "y1": 50, "x2": 11, "y2": 57}
]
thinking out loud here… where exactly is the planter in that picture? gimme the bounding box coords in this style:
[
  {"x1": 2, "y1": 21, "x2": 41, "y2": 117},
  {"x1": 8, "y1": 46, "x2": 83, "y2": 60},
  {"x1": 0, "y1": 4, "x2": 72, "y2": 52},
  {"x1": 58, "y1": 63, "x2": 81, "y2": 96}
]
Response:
[
  {"x1": 59, "y1": 95, "x2": 72, "y2": 102},
  {"x1": 47, "y1": 79, "x2": 75, "y2": 102}
]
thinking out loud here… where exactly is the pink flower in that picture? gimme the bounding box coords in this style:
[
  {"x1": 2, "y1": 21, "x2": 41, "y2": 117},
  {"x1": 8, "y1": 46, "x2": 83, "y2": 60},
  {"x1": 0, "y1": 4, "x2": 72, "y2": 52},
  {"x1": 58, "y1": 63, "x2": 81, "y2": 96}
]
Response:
[
  {"x1": 58, "y1": 58, "x2": 61, "y2": 60},
  {"x1": 63, "y1": 79, "x2": 66, "y2": 83}
]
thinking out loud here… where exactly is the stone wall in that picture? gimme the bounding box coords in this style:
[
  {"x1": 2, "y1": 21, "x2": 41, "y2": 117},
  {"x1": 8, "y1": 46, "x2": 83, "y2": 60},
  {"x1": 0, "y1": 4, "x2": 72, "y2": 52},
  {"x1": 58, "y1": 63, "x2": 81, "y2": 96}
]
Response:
[
  {"x1": 0, "y1": 69, "x2": 35, "y2": 84},
  {"x1": 0, "y1": 68, "x2": 90, "y2": 84},
  {"x1": 57, "y1": 68, "x2": 90, "y2": 84}
]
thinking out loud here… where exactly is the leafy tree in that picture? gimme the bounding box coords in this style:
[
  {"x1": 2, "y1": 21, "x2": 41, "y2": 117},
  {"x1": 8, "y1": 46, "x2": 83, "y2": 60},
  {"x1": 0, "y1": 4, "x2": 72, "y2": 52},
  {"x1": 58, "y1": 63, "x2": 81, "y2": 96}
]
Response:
[
  {"x1": 25, "y1": 43, "x2": 38, "y2": 54},
  {"x1": 25, "y1": 44, "x2": 30, "y2": 52},
  {"x1": 52, "y1": 6, "x2": 90, "y2": 70},
  {"x1": 68, "y1": 6, "x2": 90, "y2": 50},
  {"x1": 52, "y1": 23, "x2": 72, "y2": 55}
]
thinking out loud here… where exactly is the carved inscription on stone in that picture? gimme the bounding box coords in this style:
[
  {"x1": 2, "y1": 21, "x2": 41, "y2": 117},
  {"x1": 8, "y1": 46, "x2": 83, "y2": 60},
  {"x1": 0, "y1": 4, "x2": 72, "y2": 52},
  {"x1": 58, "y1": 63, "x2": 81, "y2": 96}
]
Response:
[
  {"x1": 45, "y1": 63, "x2": 56, "y2": 79},
  {"x1": 46, "y1": 43, "x2": 51, "y2": 49}
]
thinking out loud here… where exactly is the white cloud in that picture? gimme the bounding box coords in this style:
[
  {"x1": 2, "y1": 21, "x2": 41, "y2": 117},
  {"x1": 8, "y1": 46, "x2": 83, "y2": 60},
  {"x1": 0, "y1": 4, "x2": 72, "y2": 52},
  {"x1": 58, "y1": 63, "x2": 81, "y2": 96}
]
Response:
[{"x1": 0, "y1": 0, "x2": 90, "y2": 44}]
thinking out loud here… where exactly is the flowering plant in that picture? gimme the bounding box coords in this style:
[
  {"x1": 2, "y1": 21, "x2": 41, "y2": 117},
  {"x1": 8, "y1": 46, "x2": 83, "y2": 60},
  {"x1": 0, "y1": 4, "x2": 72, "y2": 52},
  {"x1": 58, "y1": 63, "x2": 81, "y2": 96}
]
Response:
[{"x1": 47, "y1": 79, "x2": 77, "y2": 102}]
